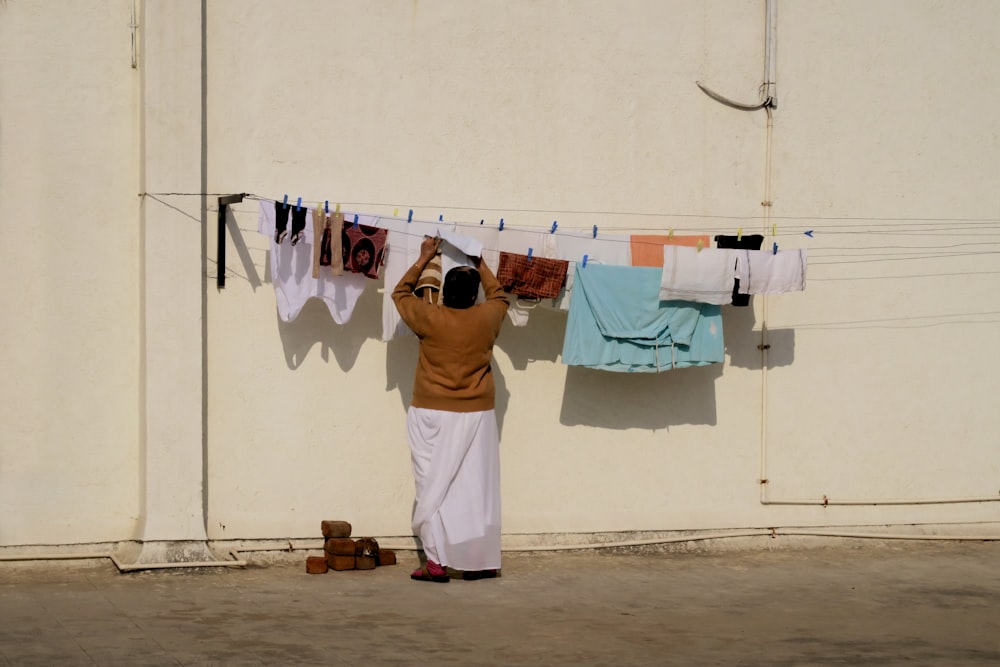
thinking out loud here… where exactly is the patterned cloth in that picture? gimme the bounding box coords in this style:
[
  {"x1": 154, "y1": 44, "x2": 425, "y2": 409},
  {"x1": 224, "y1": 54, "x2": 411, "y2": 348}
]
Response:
[
  {"x1": 313, "y1": 211, "x2": 344, "y2": 278},
  {"x1": 496, "y1": 252, "x2": 569, "y2": 299},
  {"x1": 342, "y1": 221, "x2": 388, "y2": 279}
]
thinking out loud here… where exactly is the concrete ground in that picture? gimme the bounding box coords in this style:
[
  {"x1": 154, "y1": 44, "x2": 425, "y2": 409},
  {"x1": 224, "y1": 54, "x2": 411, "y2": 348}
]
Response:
[{"x1": 1, "y1": 541, "x2": 999, "y2": 666}]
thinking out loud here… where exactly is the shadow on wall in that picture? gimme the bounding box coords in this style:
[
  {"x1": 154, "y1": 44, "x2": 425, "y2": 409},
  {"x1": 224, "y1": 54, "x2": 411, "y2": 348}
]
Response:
[
  {"x1": 722, "y1": 302, "x2": 795, "y2": 369},
  {"x1": 559, "y1": 363, "x2": 723, "y2": 429},
  {"x1": 224, "y1": 208, "x2": 262, "y2": 290},
  {"x1": 386, "y1": 320, "x2": 513, "y2": 438},
  {"x1": 276, "y1": 285, "x2": 382, "y2": 371},
  {"x1": 496, "y1": 306, "x2": 566, "y2": 369}
]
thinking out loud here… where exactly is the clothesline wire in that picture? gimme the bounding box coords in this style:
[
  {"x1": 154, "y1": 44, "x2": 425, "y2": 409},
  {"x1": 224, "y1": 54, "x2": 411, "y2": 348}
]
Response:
[
  {"x1": 235, "y1": 223, "x2": 1000, "y2": 256},
  {"x1": 144, "y1": 192, "x2": 1000, "y2": 227}
]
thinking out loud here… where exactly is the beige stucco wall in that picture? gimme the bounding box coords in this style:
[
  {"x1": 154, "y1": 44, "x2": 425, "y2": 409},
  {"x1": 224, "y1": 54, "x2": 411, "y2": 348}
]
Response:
[
  {"x1": 0, "y1": 0, "x2": 141, "y2": 545},
  {"x1": 2, "y1": 0, "x2": 998, "y2": 549}
]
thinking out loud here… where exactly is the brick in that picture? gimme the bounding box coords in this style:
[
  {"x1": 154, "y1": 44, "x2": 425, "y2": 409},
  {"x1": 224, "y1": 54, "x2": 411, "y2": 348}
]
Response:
[
  {"x1": 377, "y1": 549, "x2": 396, "y2": 566},
  {"x1": 327, "y1": 554, "x2": 356, "y2": 571},
  {"x1": 305, "y1": 556, "x2": 328, "y2": 574},
  {"x1": 356, "y1": 555, "x2": 376, "y2": 570},
  {"x1": 324, "y1": 537, "x2": 356, "y2": 556},
  {"x1": 321, "y1": 520, "x2": 352, "y2": 538}
]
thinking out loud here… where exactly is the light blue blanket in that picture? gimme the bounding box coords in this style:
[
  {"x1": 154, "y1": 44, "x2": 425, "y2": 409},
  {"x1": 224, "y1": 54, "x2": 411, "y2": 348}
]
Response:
[{"x1": 561, "y1": 264, "x2": 724, "y2": 372}]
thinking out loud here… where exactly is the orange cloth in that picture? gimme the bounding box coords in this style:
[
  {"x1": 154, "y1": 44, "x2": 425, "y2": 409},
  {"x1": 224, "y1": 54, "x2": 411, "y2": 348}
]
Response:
[{"x1": 630, "y1": 234, "x2": 711, "y2": 268}]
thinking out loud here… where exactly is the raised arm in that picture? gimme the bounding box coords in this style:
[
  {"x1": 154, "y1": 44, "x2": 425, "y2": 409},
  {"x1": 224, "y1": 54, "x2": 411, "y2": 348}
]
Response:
[{"x1": 392, "y1": 236, "x2": 441, "y2": 335}]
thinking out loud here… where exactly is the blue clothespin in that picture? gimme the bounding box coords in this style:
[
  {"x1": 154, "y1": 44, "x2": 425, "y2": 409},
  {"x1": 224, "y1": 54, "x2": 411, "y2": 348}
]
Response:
[
  {"x1": 353, "y1": 214, "x2": 359, "y2": 229},
  {"x1": 550, "y1": 220, "x2": 558, "y2": 234},
  {"x1": 592, "y1": 225, "x2": 598, "y2": 239},
  {"x1": 773, "y1": 242, "x2": 778, "y2": 255},
  {"x1": 527, "y1": 247, "x2": 533, "y2": 260},
  {"x1": 282, "y1": 194, "x2": 288, "y2": 209},
  {"x1": 582, "y1": 254, "x2": 588, "y2": 268},
  {"x1": 295, "y1": 197, "x2": 302, "y2": 211},
  {"x1": 480, "y1": 219, "x2": 484, "y2": 225},
  {"x1": 324, "y1": 200, "x2": 329, "y2": 214},
  {"x1": 439, "y1": 214, "x2": 444, "y2": 222},
  {"x1": 499, "y1": 218, "x2": 505, "y2": 232},
  {"x1": 804, "y1": 230, "x2": 814, "y2": 237},
  {"x1": 407, "y1": 209, "x2": 413, "y2": 224}
]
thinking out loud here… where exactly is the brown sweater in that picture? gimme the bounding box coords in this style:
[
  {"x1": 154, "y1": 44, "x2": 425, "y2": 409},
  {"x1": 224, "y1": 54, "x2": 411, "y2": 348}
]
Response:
[{"x1": 392, "y1": 260, "x2": 509, "y2": 412}]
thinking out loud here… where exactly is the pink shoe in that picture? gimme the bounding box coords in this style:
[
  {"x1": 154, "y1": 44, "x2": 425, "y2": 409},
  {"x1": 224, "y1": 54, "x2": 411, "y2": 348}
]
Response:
[{"x1": 410, "y1": 560, "x2": 450, "y2": 583}]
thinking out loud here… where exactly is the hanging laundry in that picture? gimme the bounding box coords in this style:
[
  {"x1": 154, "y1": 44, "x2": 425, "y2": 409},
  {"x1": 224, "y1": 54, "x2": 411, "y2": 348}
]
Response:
[
  {"x1": 630, "y1": 234, "x2": 711, "y2": 268},
  {"x1": 381, "y1": 218, "x2": 454, "y2": 341},
  {"x1": 289, "y1": 205, "x2": 308, "y2": 245},
  {"x1": 452, "y1": 224, "x2": 500, "y2": 273},
  {"x1": 735, "y1": 248, "x2": 808, "y2": 295},
  {"x1": 274, "y1": 201, "x2": 290, "y2": 244},
  {"x1": 438, "y1": 230, "x2": 483, "y2": 302},
  {"x1": 545, "y1": 230, "x2": 632, "y2": 311},
  {"x1": 561, "y1": 264, "x2": 724, "y2": 373},
  {"x1": 314, "y1": 210, "x2": 344, "y2": 278},
  {"x1": 342, "y1": 219, "x2": 388, "y2": 279},
  {"x1": 257, "y1": 200, "x2": 367, "y2": 324},
  {"x1": 714, "y1": 234, "x2": 764, "y2": 306},
  {"x1": 658, "y1": 245, "x2": 737, "y2": 305},
  {"x1": 497, "y1": 252, "x2": 569, "y2": 299},
  {"x1": 503, "y1": 297, "x2": 542, "y2": 327}
]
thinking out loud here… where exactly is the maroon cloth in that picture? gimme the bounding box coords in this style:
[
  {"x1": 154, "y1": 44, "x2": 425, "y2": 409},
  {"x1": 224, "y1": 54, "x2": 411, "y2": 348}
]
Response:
[
  {"x1": 497, "y1": 252, "x2": 569, "y2": 299},
  {"x1": 341, "y1": 222, "x2": 387, "y2": 279}
]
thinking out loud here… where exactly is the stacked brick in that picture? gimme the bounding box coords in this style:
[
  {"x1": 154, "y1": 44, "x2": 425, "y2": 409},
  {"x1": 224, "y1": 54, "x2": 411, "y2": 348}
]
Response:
[{"x1": 305, "y1": 520, "x2": 397, "y2": 574}]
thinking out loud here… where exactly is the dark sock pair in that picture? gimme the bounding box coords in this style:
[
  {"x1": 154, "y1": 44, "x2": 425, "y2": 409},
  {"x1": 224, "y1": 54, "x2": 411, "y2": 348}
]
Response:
[{"x1": 274, "y1": 201, "x2": 307, "y2": 245}]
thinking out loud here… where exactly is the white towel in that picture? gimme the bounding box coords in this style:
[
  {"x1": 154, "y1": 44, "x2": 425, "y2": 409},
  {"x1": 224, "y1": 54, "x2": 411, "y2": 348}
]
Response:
[
  {"x1": 438, "y1": 230, "x2": 480, "y2": 295},
  {"x1": 735, "y1": 248, "x2": 808, "y2": 295},
  {"x1": 658, "y1": 245, "x2": 736, "y2": 305}
]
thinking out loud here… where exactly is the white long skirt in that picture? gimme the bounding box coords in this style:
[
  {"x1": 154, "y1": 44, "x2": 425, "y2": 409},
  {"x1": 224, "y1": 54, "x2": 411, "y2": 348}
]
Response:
[{"x1": 407, "y1": 407, "x2": 501, "y2": 571}]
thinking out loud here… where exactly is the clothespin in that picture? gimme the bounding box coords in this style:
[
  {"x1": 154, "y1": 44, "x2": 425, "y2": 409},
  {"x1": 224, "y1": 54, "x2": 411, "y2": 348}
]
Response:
[
  {"x1": 480, "y1": 219, "x2": 484, "y2": 225},
  {"x1": 353, "y1": 214, "x2": 360, "y2": 229},
  {"x1": 736, "y1": 227, "x2": 743, "y2": 241},
  {"x1": 697, "y1": 239, "x2": 704, "y2": 252},
  {"x1": 772, "y1": 223, "x2": 777, "y2": 237},
  {"x1": 295, "y1": 197, "x2": 302, "y2": 211},
  {"x1": 582, "y1": 254, "x2": 589, "y2": 268},
  {"x1": 592, "y1": 225, "x2": 598, "y2": 239},
  {"x1": 499, "y1": 218, "x2": 505, "y2": 232},
  {"x1": 773, "y1": 242, "x2": 778, "y2": 255},
  {"x1": 335, "y1": 202, "x2": 341, "y2": 213},
  {"x1": 324, "y1": 200, "x2": 329, "y2": 214},
  {"x1": 550, "y1": 220, "x2": 558, "y2": 234},
  {"x1": 439, "y1": 214, "x2": 444, "y2": 222},
  {"x1": 282, "y1": 194, "x2": 289, "y2": 209},
  {"x1": 407, "y1": 209, "x2": 413, "y2": 224},
  {"x1": 527, "y1": 247, "x2": 533, "y2": 260},
  {"x1": 804, "y1": 230, "x2": 814, "y2": 237},
  {"x1": 669, "y1": 228, "x2": 675, "y2": 240},
  {"x1": 393, "y1": 208, "x2": 399, "y2": 217}
]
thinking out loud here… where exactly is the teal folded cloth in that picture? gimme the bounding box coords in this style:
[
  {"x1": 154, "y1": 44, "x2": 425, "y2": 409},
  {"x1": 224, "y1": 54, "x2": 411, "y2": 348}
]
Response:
[{"x1": 561, "y1": 264, "x2": 724, "y2": 372}]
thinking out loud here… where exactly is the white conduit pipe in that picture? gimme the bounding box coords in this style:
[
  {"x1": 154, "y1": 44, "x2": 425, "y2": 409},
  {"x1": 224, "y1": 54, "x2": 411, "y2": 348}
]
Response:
[
  {"x1": 0, "y1": 551, "x2": 246, "y2": 572},
  {"x1": 7, "y1": 531, "x2": 997, "y2": 567},
  {"x1": 210, "y1": 528, "x2": 1000, "y2": 555}
]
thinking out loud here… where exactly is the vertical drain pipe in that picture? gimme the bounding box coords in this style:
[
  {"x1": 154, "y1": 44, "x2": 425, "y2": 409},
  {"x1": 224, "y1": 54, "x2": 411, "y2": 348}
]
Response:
[
  {"x1": 759, "y1": 0, "x2": 777, "y2": 500},
  {"x1": 693, "y1": 0, "x2": 778, "y2": 502}
]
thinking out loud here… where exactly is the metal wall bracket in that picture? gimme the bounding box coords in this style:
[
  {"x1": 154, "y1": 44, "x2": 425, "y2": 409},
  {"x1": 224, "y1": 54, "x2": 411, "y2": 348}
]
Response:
[{"x1": 217, "y1": 194, "x2": 246, "y2": 289}]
